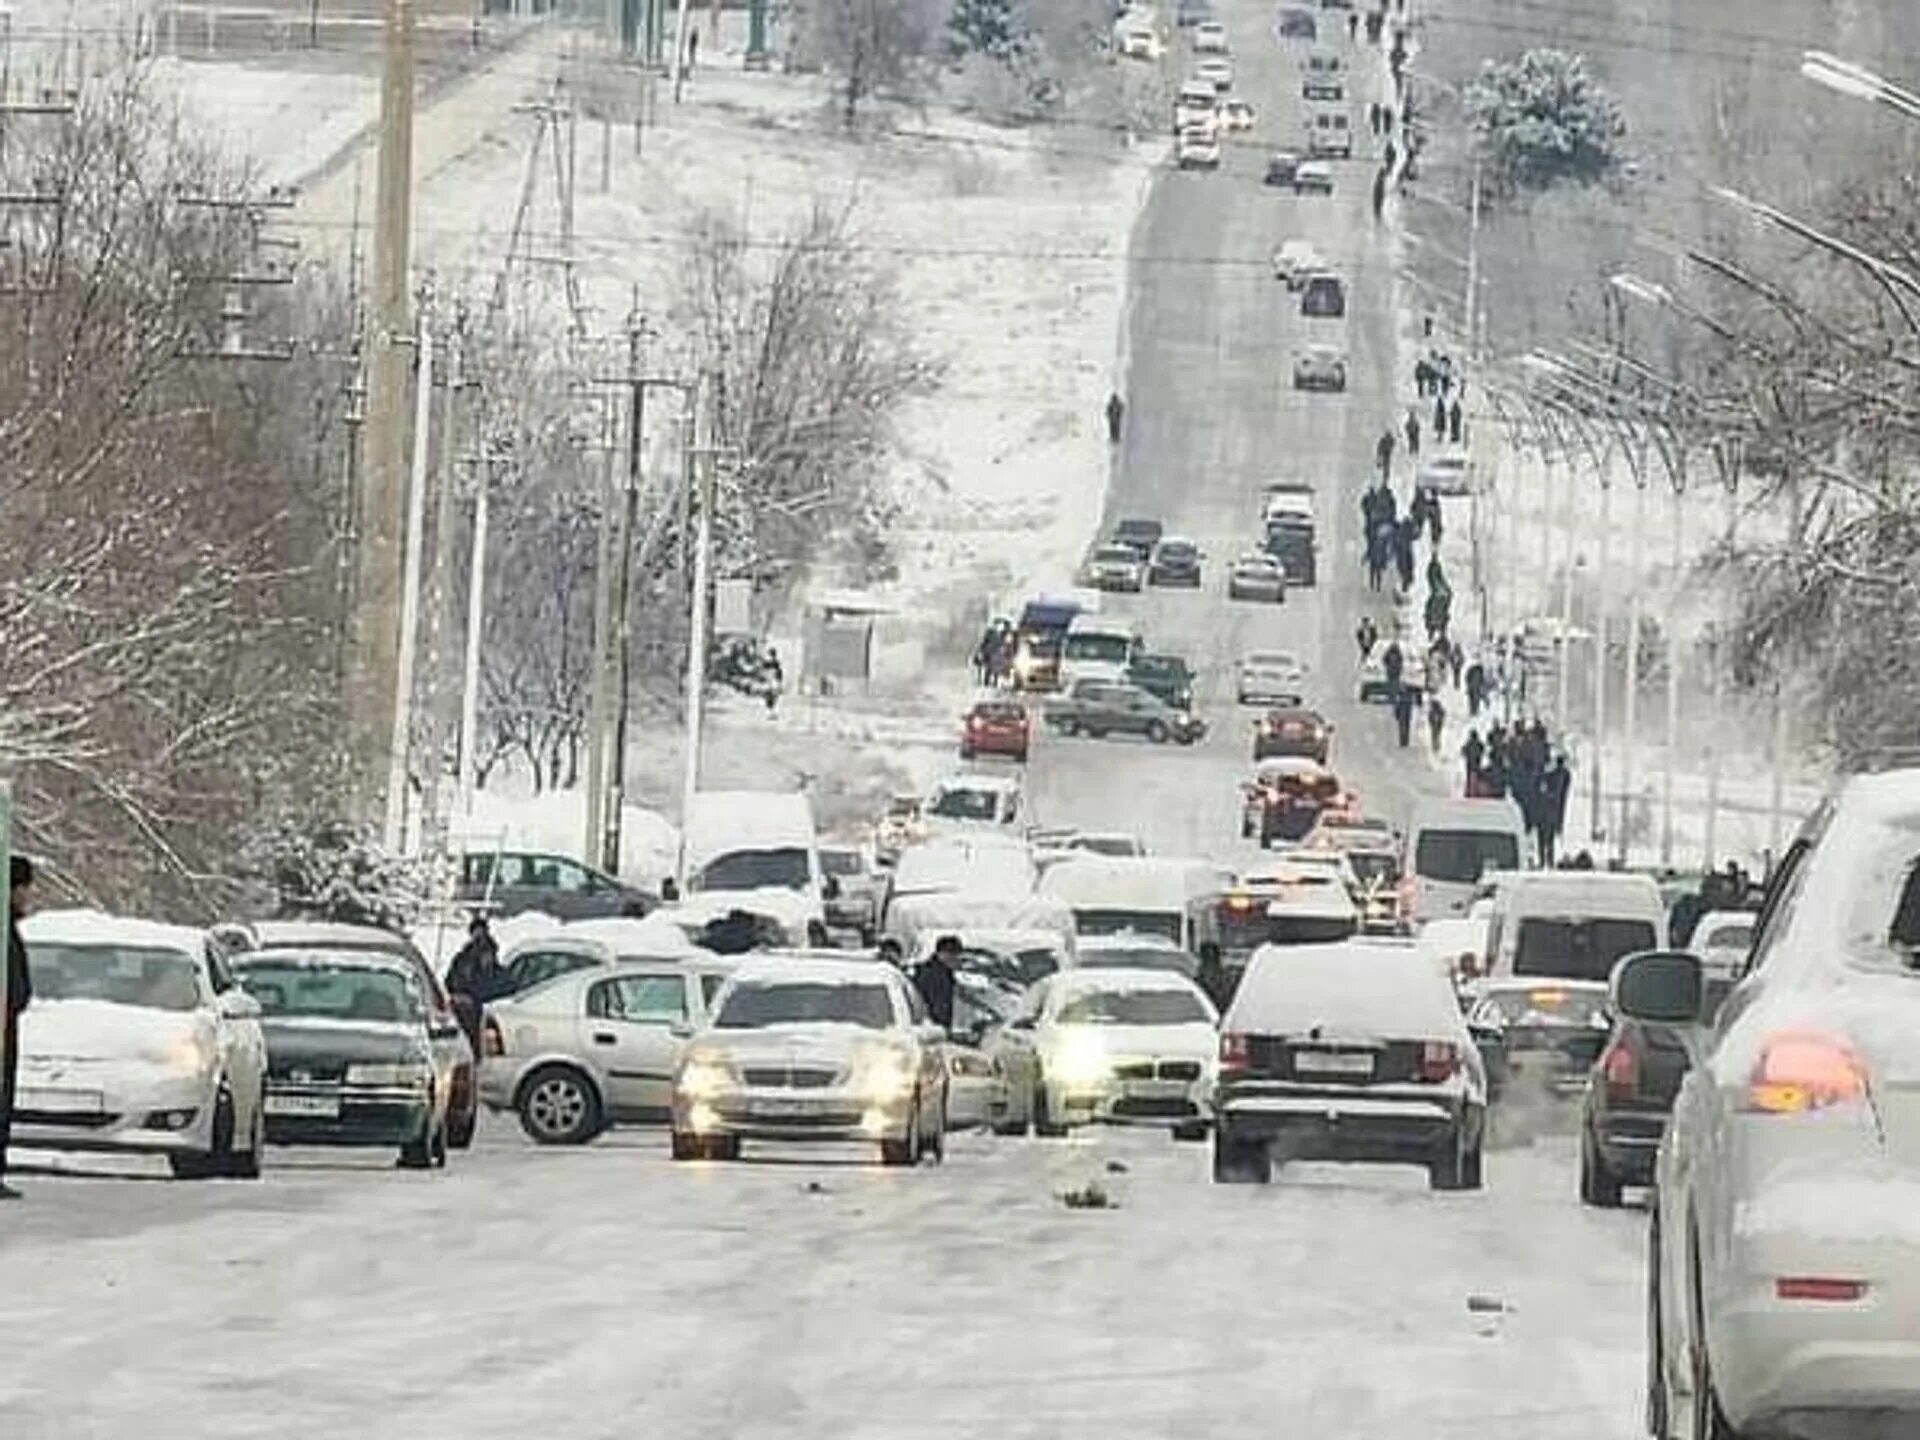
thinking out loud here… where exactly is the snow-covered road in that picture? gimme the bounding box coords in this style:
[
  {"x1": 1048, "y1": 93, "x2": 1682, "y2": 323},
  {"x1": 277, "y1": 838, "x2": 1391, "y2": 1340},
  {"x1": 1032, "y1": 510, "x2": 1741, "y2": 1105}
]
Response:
[{"x1": 0, "y1": 1118, "x2": 1642, "y2": 1438}]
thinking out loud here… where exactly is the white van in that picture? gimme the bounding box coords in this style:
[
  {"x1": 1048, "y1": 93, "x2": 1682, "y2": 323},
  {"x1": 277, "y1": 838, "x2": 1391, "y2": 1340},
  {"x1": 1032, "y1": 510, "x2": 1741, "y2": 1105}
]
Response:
[
  {"x1": 1408, "y1": 797, "x2": 1529, "y2": 922},
  {"x1": 881, "y1": 832, "x2": 1039, "y2": 937},
  {"x1": 1059, "y1": 615, "x2": 1144, "y2": 690},
  {"x1": 681, "y1": 790, "x2": 825, "y2": 932},
  {"x1": 1482, "y1": 872, "x2": 1666, "y2": 984},
  {"x1": 1038, "y1": 855, "x2": 1226, "y2": 954}
]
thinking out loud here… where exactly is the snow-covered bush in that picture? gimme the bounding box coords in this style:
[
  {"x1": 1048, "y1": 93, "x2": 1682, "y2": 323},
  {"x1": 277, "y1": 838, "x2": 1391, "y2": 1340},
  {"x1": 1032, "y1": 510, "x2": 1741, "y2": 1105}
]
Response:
[
  {"x1": 1464, "y1": 49, "x2": 1625, "y2": 196},
  {"x1": 243, "y1": 821, "x2": 430, "y2": 932}
]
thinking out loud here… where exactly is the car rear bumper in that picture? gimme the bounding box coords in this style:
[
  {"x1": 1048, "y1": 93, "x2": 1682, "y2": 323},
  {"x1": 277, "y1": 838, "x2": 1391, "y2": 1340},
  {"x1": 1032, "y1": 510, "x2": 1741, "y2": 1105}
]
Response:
[
  {"x1": 1710, "y1": 1172, "x2": 1920, "y2": 1431},
  {"x1": 1219, "y1": 1084, "x2": 1466, "y2": 1154},
  {"x1": 962, "y1": 733, "x2": 1029, "y2": 757},
  {"x1": 1592, "y1": 1108, "x2": 1664, "y2": 1180}
]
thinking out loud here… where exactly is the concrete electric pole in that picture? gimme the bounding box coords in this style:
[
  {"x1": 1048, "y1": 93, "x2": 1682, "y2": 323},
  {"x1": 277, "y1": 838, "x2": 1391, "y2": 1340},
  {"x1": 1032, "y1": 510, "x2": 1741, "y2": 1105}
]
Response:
[{"x1": 347, "y1": 0, "x2": 417, "y2": 835}]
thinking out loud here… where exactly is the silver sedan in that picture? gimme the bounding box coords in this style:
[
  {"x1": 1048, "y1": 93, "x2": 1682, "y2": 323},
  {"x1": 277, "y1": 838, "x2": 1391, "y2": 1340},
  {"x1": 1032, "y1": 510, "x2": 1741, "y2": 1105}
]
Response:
[{"x1": 1227, "y1": 552, "x2": 1287, "y2": 602}]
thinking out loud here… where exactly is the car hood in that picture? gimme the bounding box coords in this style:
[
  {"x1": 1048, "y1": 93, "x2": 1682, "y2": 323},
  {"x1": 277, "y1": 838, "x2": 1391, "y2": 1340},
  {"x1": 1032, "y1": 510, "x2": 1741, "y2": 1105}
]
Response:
[
  {"x1": 19, "y1": 999, "x2": 211, "y2": 1065},
  {"x1": 1041, "y1": 1021, "x2": 1216, "y2": 1061},
  {"x1": 258, "y1": 1017, "x2": 427, "y2": 1067},
  {"x1": 698, "y1": 1025, "x2": 906, "y2": 1071}
]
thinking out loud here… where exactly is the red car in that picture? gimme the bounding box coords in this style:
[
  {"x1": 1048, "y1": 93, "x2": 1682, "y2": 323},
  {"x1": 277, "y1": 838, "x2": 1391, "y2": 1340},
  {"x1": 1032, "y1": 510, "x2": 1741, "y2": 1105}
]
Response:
[{"x1": 961, "y1": 700, "x2": 1031, "y2": 762}]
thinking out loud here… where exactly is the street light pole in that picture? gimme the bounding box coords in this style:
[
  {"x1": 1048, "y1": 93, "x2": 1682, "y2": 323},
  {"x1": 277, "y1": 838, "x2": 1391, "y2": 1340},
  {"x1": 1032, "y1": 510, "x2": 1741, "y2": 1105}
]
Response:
[{"x1": 1590, "y1": 472, "x2": 1612, "y2": 846}]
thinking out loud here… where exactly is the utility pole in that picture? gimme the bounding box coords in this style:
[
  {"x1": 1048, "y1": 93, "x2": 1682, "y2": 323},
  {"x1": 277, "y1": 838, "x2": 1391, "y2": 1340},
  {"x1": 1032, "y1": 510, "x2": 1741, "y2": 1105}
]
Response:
[
  {"x1": 348, "y1": 0, "x2": 417, "y2": 835},
  {"x1": 1589, "y1": 473, "x2": 1612, "y2": 846},
  {"x1": 583, "y1": 393, "x2": 618, "y2": 865},
  {"x1": 385, "y1": 295, "x2": 435, "y2": 854},
  {"x1": 1660, "y1": 480, "x2": 1684, "y2": 870},
  {"x1": 455, "y1": 450, "x2": 494, "y2": 836},
  {"x1": 1703, "y1": 443, "x2": 1739, "y2": 871},
  {"x1": 1619, "y1": 467, "x2": 1647, "y2": 866},
  {"x1": 678, "y1": 372, "x2": 717, "y2": 892},
  {"x1": 424, "y1": 309, "x2": 470, "y2": 866}
]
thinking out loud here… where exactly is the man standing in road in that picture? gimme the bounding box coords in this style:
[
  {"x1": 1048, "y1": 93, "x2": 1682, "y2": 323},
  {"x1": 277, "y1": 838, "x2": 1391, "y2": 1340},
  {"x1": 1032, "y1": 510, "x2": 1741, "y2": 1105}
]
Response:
[
  {"x1": 917, "y1": 935, "x2": 960, "y2": 1031},
  {"x1": 1195, "y1": 942, "x2": 1234, "y2": 1013},
  {"x1": 1391, "y1": 681, "x2": 1417, "y2": 749},
  {"x1": 1540, "y1": 755, "x2": 1572, "y2": 866},
  {"x1": 2, "y1": 855, "x2": 34, "y2": 1201}
]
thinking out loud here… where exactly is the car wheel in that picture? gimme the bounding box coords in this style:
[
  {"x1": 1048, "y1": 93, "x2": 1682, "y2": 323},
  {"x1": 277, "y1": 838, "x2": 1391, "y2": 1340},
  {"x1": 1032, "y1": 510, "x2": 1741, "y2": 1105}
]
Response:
[
  {"x1": 224, "y1": 1090, "x2": 264, "y2": 1180},
  {"x1": 1580, "y1": 1128, "x2": 1624, "y2": 1208},
  {"x1": 1145, "y1": 719, "x2": 1169, "y2": 744},
  {"x1": 398, "y1": 1112, "x2": 443, "y2": 1170},
  {"x1": 922, "y1": 1094, "x2": 947, "y2": 1164},
  {"x1": 170, "y1": 1084, "x2": 237, "y2": 1181},
  {"x1": 880, "y1": 1096, "x2": 922, "y2": 1167},
  {"x1": 705, "y1": 1134, "x2": 741, "y2": 1161},
  {"x1": 516, "y1": 1065, "x2": 603, "y2": 1146},
  {"x1": 447, "y1": 1068, "x2": 478, "y2": 1150},
  {"x1": 959, "y1": 744, "x2": 975, "y2": 761},
  {"x1": 1032, "y1": 1082, "x2": 1068, "y2": 1138},
  {"x1": 1083, "y1": 726, "x2": 1105, "y2": 740},
  {"x1": 1172, "y1": 1120, "x2": 1208, "y2": 1142},
  {"x1": 1648, "y1": 1212, "x2": 1672, "y2": 1438},
  {"x1": 1429, "y1": 1126, "x2": 1482, "y2": 1191},
  {"x1": 1211, "y1": 1128, "x2": 1270, "y2": 1184},
  {"x1": 1690, "y1": 1260, "x2": 1743, "y2": 1440},
  {"x1": 671, "y1": 1130, "x2": 704, "y2": 1161}
]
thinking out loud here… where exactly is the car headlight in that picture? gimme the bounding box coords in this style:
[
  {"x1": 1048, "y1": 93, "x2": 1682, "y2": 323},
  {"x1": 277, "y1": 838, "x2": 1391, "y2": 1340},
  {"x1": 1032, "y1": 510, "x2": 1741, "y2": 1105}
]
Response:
[
  {"x1": 161, "y1": 1033, "x2": 215, "y2": 1074},
  {"x1": 853, "y1": 1046, "x2": 916, "y2": 1103},
  {"x1": 677, "y1": 1052, "x2": 737, "y2": 1099},
  {"x1": 346, "y1": 1061, "x2": 433, "y2": 1089},
  {"x1": 1049, "y1": 1030, "x2": 1111, "y2": 1088}
]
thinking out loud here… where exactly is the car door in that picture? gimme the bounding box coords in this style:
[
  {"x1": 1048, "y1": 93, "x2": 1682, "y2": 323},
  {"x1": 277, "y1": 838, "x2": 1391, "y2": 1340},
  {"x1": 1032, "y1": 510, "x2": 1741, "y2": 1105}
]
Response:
[
  {"x1": 582, "y1": 971, "x2": 695, "y2": 1121},
  {"x1": 203, "y1": 944, "x2": 267, "y2": 1122}
]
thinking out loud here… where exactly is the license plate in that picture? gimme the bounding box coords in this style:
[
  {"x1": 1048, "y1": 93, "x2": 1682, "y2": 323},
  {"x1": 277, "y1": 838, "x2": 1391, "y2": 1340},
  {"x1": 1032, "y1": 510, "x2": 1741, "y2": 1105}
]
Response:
[
  {"x1": 17, "y1": 1087, "x2": 103, "y2": 1115},
  {"x1": 754, "y1": 1097, "x2": 811, "y2": 1117},
  {"x1": 266, "y1": 1093, "x2": 341, "y2": 1118},
  {"x1": 1294, "y1": 1051, "x2": 1374, "y2": 1076}
]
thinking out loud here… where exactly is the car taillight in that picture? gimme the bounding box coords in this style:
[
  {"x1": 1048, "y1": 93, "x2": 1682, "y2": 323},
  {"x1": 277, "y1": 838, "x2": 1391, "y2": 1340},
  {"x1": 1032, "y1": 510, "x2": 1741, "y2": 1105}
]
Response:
[
  {"x1": 1601, "y1": 1039, "x2": 1638, "y2": 1100},
  {"x1": 1744, "y1": 1031, "x2": 1868, "y2": 1114},
  {"x1": 1220, "y1": 1032, "x2": 1251, "y2": 1072},
  {"x1": 482, "y1": 1015, "x2": 504, "y2": 1058},
  {"x1": 1419, "y1": 1041, "x2": 1459, "y2": 1082},
  {"x1": 1776, "y1": 1277, "x2": 1869, "y2": 1303}
]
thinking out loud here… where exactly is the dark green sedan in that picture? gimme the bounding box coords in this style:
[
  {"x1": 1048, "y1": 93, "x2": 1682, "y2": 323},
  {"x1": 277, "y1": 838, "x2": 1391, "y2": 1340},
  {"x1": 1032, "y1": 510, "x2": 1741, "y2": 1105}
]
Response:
[{"x1": 231, "y1": 951, "x2": 454, "y2": 1170}]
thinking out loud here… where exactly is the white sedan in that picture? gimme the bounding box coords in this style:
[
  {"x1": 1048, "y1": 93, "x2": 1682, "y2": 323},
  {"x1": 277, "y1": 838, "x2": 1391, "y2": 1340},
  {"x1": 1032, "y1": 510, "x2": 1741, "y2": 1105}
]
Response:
[
  {"x1": 1237, "y1": 649, "x2": 1308, "y2": 705},
  {"x1": 1194, "y1": 58, "x2": 1233, "y2": 92},
  {"x1": 1191, "y1": 19, "x2": 1229, "y2": 53},
  {"x1": 1271, "y1": 237, "x2": 1324, "y2": 287},
  {"x1": 1228, "y1": 552, "x2": 1287, "y2": 602},
  {"x1": 15, "y1": 910, "x2": 268, "y2": 1179},
  {"x1": 985, "y1": 969, "x2": 1218, "y2": 1139}
]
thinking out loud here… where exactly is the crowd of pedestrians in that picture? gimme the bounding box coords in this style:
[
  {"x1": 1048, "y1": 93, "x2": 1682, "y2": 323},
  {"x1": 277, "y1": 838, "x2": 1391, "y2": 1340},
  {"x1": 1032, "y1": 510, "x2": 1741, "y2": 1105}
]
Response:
[{"x1": 1461, "y1": 720, "x2": 1573, "y2": 864}]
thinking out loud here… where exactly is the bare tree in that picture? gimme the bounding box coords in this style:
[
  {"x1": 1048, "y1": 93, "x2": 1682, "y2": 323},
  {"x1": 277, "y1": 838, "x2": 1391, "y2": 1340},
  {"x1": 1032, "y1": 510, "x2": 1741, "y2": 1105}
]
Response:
[
  {"x1": 795, "y1": 0, "x2": 942, "y2": 127},
  {"x1": 0, "y1": 67, "x2": 350, "y2": 915},
  {"x1": 674, "y1": 202, "x2": 938, "y2": 602}
]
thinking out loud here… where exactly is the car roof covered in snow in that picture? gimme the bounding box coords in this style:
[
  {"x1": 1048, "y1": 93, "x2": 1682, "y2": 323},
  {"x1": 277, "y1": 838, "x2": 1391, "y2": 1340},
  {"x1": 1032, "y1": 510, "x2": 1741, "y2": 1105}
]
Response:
[
  {"x1": 21, "y1": 909, "x2": 209, "y2": 958},
  {"x1": 1057, "y1": 965, "x2": 1202, "y2": 996},
  {"x1": 1230, "y1": 941, "x2": 1470, "y2": 1043},
  {"x1": 247, "y1": 919, "x2": 423, "y2": 957},
  {"x1": 891, "y1": 834, "x2": 1037, "y2": 896},
  {"x1": 1038, "y1": 855, "x2": 1225, "y2": 909},
  {"x1": 682, "y1": 789, "x2": 817, "y2": 868},
  {"x1": 930, "y1": 771, "x2": 1022, "y2": 798},
  {"x1": 558, "y1": 913, "x2": 706, "y2": 960},
  {"x1": 723, "y1": 953, "x2": 898, "y2": 989},
  {"x1": 231, "y1": 946, "x2": 416, "y2": 977}
]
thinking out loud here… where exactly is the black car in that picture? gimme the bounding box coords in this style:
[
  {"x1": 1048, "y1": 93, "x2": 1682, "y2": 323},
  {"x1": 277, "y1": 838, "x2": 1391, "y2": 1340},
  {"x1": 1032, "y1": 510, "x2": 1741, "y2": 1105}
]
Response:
[
  {"x1": 1111, "y1": 517, "x2": 1164, "y2": 560},
  {"x1": 1264, "y1": 517, "x2": 1318, "y2": 586},
  {"x1": 1147, "y1": 537, "x2": 1203, "y2": 587},
  {"x1": 1264, "y1": 151, "x2": 1302, "y2": 187},
  {"x1": 1576, "y1": 960, "x2": 1717, "y2": 1206},
  {"x1": 233, "y1": 951, "x2": 456, "y2": 1169},
  {"x1": 1042, "y1": 679, "x2": 1207, "y2": 745},
  {"x1": 231, "y1": 918, "x2": 479, "y2": 1149},
  {"x1": 1252, "y1": 706, "x2": 1331, "y2": 763},
  {"x1": 457, "y1": 849, "x2": 655, "y2": 921},
  {"x1": 1129, "y1": 653, "x2": 1195, "y2": 709},
  {"x1": 1301, "y1": 274, "x2": 1346, "y2": 318},
  {"x1": 1466, "y1": 979, "x2": 1611, "y2": 1104},
  {"x1": 1214, "y1": 940, "x2": 1487, "y2": 1188}
]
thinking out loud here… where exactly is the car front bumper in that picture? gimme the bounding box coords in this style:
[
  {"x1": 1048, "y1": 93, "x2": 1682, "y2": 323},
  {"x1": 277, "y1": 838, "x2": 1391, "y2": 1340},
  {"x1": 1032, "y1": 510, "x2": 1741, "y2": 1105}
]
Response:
[
  {"x1": 673, "y1": 1086, "x2": 915, "y2": 1144},
  {"x1": 11, "y1": 1066, "x2": 221, "y2": 1157},
  {"x1": 1049, "y1": 1073, "x2": 1211, "y2": 1129},
  {"x1": 1229, "y1": 578, "x2": 1285, "y2": 600},
  {"x1": 260, "y1": 1083, "x2": 433, "y2": 1146},
  {"x1": 1710, "y1": 1170, "x2": 1920, "y2": 1436}
]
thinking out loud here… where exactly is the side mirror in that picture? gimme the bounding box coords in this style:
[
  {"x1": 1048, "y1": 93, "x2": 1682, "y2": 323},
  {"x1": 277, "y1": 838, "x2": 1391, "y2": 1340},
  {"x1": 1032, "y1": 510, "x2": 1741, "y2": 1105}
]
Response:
[
  {"x1": 219, "y1": 989, "x2": 263, "y2": 1021},
  {"x1": 1610, "y1": 950, "x2": 1704, "y2": 1025}
]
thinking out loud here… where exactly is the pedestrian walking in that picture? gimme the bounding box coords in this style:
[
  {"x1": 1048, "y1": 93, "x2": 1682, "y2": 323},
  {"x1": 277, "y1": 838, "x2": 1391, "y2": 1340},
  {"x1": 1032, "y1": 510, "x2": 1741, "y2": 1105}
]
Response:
[
  {"x1": 687, "y1": 24, "x2": 699, "y2": 67},
  {"x1": 1422, "y1": 314, "x2": 1433, "y2": 340},
  {"x1": 2, "y1": 854, "x2": 34, "y2": 1200},
  {"x1": 1382, "y1": 103, "x2": 1394, "y2": 135},
  {"x1": 1540, "y1": 756, "x2": 1572, "y2": 866},
  {"x1": 1348, "y1": 11, "x2": 1359, "y2": 40},
  {"x1": 1376, "y1": 428, "x2": 1396, "y2": 475},
  {"x1": 1196, "y1": 942, "x2": 1235, "y2": 1013},
  {"x1": 1356, "y1": 615, "x2": 1379, "y2": 660},
  {"x1": 1383, "y1": 639, "x2": 1405, "y2": 692},
  {"x1": 1424, "y1": 485, "x2": 1444, "y2": 544},
  {"x1": 1394, "y1": 523, "x2": 1416, "y2": 593},
  {"x1": 1372, "y1": 167, "x2": 1388, "y2": 219},
  {"x1": 1405, "y1": 407, "x2": 1421, "y2": 458},
  {"x1": 1413, "y1": 356, "x2": 1431, "y2": 397},
  {"x1": 1366, "y1": 522, "x2": 1389, "y2": 591},
  {"x1": 1382, "y1": 139, "x2": 1397, "y2": 173},
  {"x1": 1368, "y1": 102, "x2": 1380, "y2": 135},
  {"x1": 916, "y1": 935, "x2": 961, "y2": 1030},
  {"x1": 1448, "y1": 397, "x2": 1464, "y2": 444},
  {"x1": 1433, "y1": 392, "x2": 1448, "y2": 441},
  {"x1": 1105, "y1": 391, "x2": 1124, "y2": 444},
  {"x1": 1427, "y1": 694, "x2": 1447, "y2": 754},
  {"x1": 1463, "y1": 729, "x2": 1486, "y2": 794},
  {"x1": 1392, "y1": 683, "x2": 1416, "y2": 748}
]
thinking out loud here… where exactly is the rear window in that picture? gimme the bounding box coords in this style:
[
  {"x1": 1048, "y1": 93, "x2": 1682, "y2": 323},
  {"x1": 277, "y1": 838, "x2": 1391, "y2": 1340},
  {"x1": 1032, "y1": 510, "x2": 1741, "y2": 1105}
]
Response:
[
  {"x1": 1476, "y1": 986, "x2": 1608, "y2": 1029},
  {"x1": 1073, "y1": 909, "x2": 1183, "y2": 943},
  {"x1": 1416, "y1": 829, "x2": 1519, "y2": 885},
  {"x1": 1513, "y1": 918, "x2": 1658, "y2": 982}
]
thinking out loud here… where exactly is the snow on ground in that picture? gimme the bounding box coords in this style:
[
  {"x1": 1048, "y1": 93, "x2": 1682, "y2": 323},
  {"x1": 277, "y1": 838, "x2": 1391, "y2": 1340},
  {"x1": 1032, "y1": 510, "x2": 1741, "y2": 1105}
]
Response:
[
  {"x1": 0, "y1": 1121, "x2": 1647, "y2": 1440},
  {"x1": 147, "y1": 56, "x2": 376, "y2": 187}
]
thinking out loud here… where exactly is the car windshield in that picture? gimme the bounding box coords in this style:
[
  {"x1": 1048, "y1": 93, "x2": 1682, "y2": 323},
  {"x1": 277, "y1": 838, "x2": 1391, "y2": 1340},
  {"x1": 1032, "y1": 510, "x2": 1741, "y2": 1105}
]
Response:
[
  {"x1": 694, "y1": 847, "x2": 812, "y2": 893},
  {"x1": 1513, "y1": 919, "x2": 1659, "y2": 982},
  {"x1": 233, "y1": 961, "x2": 422, "y2": 1023},
  {"x1": 1073, "y1": 909, "x2": 1184, "y2": 942},
  {"x1": 1415, "y1": 829, "x2": 1520, "y2": 884},
  {"x1": 27, "y1": 944, "x2": 203, "y2": 1013},
  {"x1": 1064, "y1": 633, "x2": 1134, "y2": 664},
  {"x1": 928, "y1": 786, "x2": 1002, "y2": 821},
  {"x1": 1056, "y1": 988, "x2": 1211, "y2": 1025},
  {"x1": 1092, "y1": 546, "x2": 1136, "y2": 564},
  {"x1": 714, "y1": 980, "x2": 895, "y2": 1030}
]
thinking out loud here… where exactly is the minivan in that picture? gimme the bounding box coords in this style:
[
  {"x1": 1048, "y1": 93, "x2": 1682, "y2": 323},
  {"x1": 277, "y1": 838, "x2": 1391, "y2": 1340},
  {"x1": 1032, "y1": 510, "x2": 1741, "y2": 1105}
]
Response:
[
  {"x1": 1302, "y1": 52, "x2": 1344, "y2": 101},
  {"x1": 1482, "y1": 871, "x2": 1666, "y2": 983},
  {"x1": 1408, "y1": 797, "x2": 1529, "y2": 922},
  {"x1": 1306, "y1": 107, "x2": 1352, "y2": 158}
]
